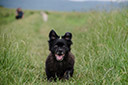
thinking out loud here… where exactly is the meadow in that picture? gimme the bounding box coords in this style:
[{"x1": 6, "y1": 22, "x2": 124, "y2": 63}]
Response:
[{"x1": 0, "y1": 7, "x2": 128, "y2": 84}]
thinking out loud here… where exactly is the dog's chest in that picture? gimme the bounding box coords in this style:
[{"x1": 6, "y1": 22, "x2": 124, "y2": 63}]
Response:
[{"x1": 56, "y1": 62, "x2": 66, "y2": 70}]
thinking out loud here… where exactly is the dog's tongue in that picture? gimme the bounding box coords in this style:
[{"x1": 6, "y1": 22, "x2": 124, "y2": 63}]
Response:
[{"x1": 55, "y1": 54, "x2": 63, "y2": 61}]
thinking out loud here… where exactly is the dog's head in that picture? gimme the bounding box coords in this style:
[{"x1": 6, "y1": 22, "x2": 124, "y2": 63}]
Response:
[{"x1": 48, "y1": 30, "x2": 72, "y2": 61}]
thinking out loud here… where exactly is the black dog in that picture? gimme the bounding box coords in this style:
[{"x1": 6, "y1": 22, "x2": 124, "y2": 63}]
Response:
[{"x1": 45, "y1": 30, "x2": 75, "y2": 81}]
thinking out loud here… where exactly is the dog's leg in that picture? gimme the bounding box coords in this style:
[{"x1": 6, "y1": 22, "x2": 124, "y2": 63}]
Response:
[
  {"x1": 46, "y1": 70, "x2": 56, "y2": 81},
  {"x1": 64, "y1": 68, "x2": 74, "y2": 80},
  {"x1": 70, "y1": 68, "x2": 74, "y2": 77}
]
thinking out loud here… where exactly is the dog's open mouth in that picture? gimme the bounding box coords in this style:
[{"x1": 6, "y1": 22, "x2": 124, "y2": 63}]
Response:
[{"x1": 55, "y1": 54, "x2": 65, "y2": 61}]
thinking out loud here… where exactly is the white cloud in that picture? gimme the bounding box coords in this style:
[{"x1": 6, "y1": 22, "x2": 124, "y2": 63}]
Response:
[{"x1": 69, "y1": 0, "x2": 128, "y2": 2}]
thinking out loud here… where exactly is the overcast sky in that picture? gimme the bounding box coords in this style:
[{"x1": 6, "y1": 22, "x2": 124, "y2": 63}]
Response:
[
  {"x1": 69, "y1": 0, "x2": 128, "y2": 2},
  {"x1": 0, "y1": 0, "x2": 127, "y2": 11}
]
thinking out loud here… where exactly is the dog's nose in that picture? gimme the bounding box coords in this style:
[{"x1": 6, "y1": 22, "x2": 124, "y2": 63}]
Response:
[
  {"x1": 58, "y1": 49, "x2": 63, "y2": 52},
  {"x1": 57, "y1": 49, "x2": 64, "y2": 55}
]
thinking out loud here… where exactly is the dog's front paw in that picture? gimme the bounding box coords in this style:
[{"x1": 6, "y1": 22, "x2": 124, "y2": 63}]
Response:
[{"x1": 64, "y1": 71, "x2": 71, "y2": 80}]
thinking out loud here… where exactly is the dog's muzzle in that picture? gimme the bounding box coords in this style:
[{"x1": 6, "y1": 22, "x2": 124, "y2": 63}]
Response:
[{"x1": 55, "y1": 50, "x2": 65, "y2": 61}]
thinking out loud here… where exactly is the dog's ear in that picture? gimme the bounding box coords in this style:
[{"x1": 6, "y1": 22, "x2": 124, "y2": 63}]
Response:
[
  {"x1": 62, "y1": 32, "x2": 72, "y2": 41},
  {"x1": 49, "y1": 30, "x2": 59, "y2": 40}
]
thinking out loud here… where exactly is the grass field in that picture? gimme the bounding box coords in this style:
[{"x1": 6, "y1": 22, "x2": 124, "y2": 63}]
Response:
[{"x1": 0, "y1": 7, "x2": 128, "y2": 84}]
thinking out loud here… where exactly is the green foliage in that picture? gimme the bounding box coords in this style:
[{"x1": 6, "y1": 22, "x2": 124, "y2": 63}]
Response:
[{"x1": 0, "y1": 7, "x2": 128, "y2": 84}]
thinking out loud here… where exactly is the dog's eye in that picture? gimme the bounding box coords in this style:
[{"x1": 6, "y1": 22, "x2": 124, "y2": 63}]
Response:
[
  {"x1": 63, "y1": 45, "x2": 66, "y2": 48},
  {"x1": 54, "y1": 45, "x2": 58, "y2": 48}
]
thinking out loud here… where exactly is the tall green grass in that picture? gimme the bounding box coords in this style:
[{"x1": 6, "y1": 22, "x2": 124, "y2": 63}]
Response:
[{"x1": 0, "y1": 7, "x2": 128, "y2": 84}]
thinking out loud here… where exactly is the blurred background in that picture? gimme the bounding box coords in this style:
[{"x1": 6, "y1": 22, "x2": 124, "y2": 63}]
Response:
[{"x1": 0, "y1": 0, "x2": 128, "y2": 11}]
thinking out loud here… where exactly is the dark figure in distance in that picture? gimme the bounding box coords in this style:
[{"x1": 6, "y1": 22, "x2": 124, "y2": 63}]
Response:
[{"x1": 16, "y1": 8, "x2": 24, "y2": 19}]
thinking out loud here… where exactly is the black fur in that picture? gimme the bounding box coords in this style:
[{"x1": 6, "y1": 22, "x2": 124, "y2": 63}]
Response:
[{"x1": 45, "y1": 30, "x2": 75, "y2": 81}]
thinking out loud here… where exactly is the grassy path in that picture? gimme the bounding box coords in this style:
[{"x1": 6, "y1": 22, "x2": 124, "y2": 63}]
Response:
[{"x1": 0, "y1": 7, "x2": 128, "y2": 84}]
